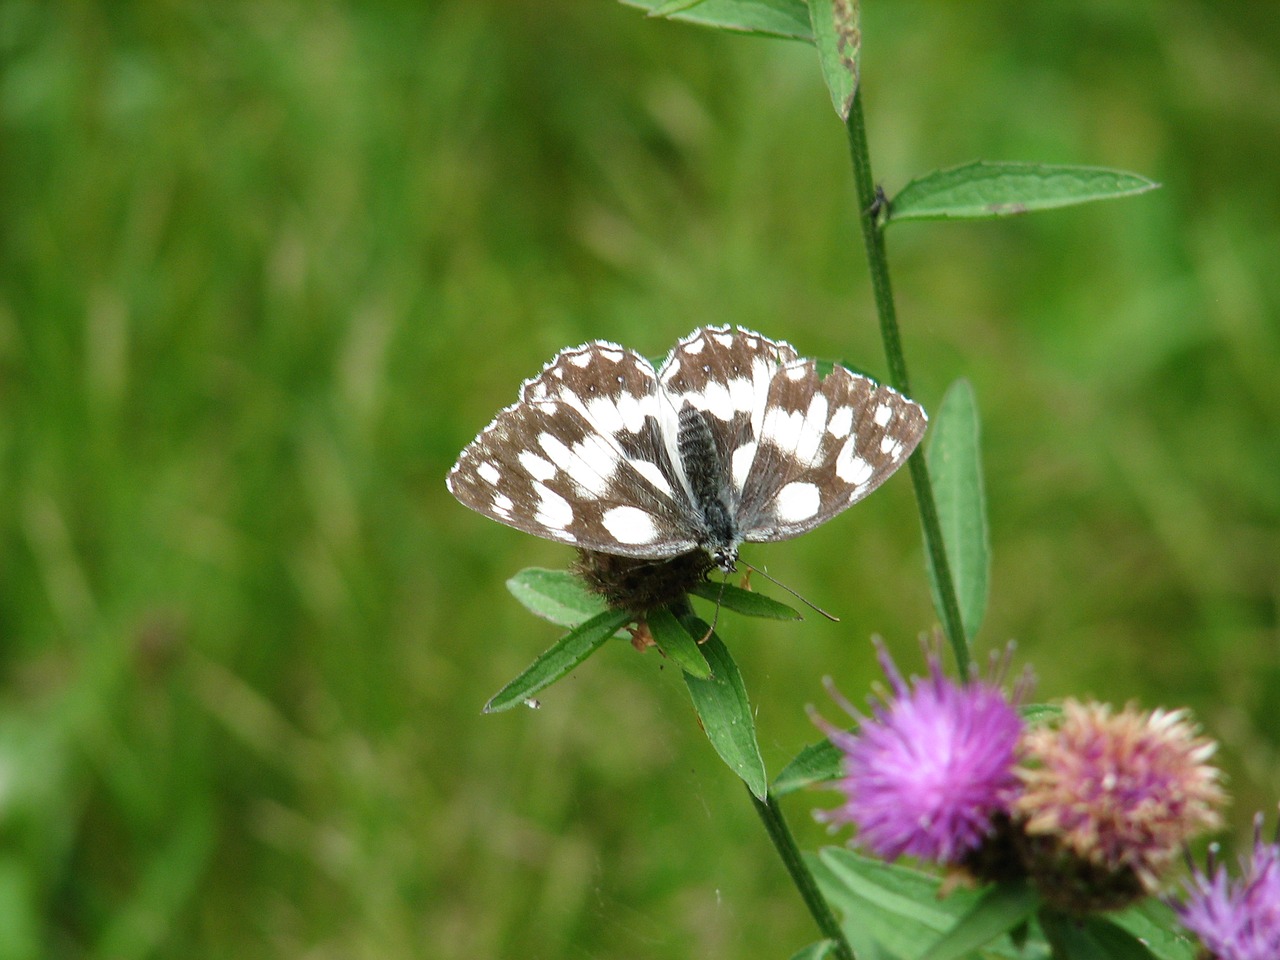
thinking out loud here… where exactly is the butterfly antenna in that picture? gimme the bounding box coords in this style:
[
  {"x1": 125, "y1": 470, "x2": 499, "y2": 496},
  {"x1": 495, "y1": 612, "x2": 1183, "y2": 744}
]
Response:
[
  {"x1": 738, "y1": 559, "x2": 840, "y2": 622},
  {"x1": 697, "y1": 571, "x2": 731, "y2": 642}
]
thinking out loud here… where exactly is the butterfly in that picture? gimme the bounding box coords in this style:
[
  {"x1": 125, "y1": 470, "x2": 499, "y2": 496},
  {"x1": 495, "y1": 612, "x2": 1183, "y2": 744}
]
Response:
[{"x1": 446, "y1": 326, "x2": 927, "y2": 573}]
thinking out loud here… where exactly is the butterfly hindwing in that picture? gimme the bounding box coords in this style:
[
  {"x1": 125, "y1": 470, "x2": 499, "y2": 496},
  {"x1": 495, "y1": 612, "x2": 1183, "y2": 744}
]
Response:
[
  {"x1": 735, "y1": 360, "x2": 927, "y2": 541},
  {"x1": 657, "y1": 326, "x2": 799, "y2": 498}
]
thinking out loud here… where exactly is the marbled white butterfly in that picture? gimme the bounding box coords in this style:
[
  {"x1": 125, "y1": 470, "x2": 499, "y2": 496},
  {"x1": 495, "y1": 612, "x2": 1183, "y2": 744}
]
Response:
[{"x1": 447, "y1": 326, "x2": 926, "y2": 572}]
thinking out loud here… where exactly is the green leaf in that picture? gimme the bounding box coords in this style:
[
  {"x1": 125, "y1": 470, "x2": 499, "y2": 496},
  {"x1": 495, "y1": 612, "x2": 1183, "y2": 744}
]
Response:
[
  {"x1": 689, "y1": 581, "x2": 801, "y2": 620},
  {"x1": 1108, "y1": 900, "x2": 1199, "y2": 960},
  {"x1": 681, "y1": 618, "x2": 768, "y2": 798},
  {"x1": 813, "y1": 849, "x2": 1049, "y2": 960},
  {"x1": 789, "y1": 940, "x2": 837, "y2": 960},
  {"x1": 483, "y1": 608, "x2": 634, "y2": 713},
  {"x1": 918, "y1": 881, "x2": 1040, "y2": 960},
  {"x1": 620, "y1": 0, "x2": 813, "y2": 41},
  {"x1": 646, "y1": 607, "x2": 712, "y2": 679},
  {"x1": 772, "y1": 735, "x2": 844, "y2": 796},
  {"x1": 1039, "y1": 910, "x2": 1160, "y2": 960},
  {"x1": 887, "y1": 162, "x2": 1159, "y2": 223},
  {"x1": 925, "y1": 379, "x2": 990, "y2": 642},
  {"x1": 807, "y1": 0, "x2": 860, "y2": 120},
  {"x1": 506, "y1": 568, "x2": 611, "y2": 628}
]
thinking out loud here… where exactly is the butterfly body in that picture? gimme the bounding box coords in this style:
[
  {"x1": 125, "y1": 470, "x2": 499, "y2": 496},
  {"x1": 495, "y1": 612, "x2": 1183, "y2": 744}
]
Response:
[{"x1": 447, "y1": 326, "x2": 927, "y2": 570}]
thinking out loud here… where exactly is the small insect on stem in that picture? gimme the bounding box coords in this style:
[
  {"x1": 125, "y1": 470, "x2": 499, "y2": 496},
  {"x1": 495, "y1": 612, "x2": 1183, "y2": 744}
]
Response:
[{"x1": 866, "y1": 184, "x2": 890, "y2": 224}]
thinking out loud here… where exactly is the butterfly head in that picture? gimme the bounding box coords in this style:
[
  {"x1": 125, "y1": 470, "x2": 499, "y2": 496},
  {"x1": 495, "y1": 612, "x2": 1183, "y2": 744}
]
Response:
[{"x1": 710, "y1": 545, "x2": 739, "y2": 574}]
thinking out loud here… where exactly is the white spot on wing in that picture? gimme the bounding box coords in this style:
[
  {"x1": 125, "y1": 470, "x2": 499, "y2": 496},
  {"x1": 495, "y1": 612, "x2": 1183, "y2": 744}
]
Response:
[
  {"x1": 492, "y1": 492, "x2": 514, "y2": 515},
  {"x1": 712, "y1": 332, "x2": 733, "y2": 348},
  {"x1": 571, "y1": 440, "x2": 613, "y2": 495},
  {"x1": 836, "y1": 439, "x2": 874, "y2": 485},
  {"x1": 731, "y1": 441, "x2": 757, "y2": 488},
  {"x1": 602, "y1": 505, "x2": 659, "y2": 544},
  {"x1": 586, "y1": 395, "x2": 625, "y2": 434},
  {"x1": 630, "y1": 459, "x2": 673, "y2": 498},
  {"x1": 533, "y1": 484, "x2": 573, "y2": 529},
  {"x1": 874, "y1": 403, "x2": 893, "y2": 426},
  {"x1": 683, "y1": 337, "x2": 705, "y2": 355},
  {"x1": 879, "y1": 436, "x2": 903, "y2": 458},
  {"x1": 539, "y1": 432, "x2": 616, "y2": 495},
  {"x1": 477, "y1": 461, "x2": 501, "y2": 485},
  {"x1": 698, "y1": 380, "x2": 735, "y2": 421},
  {"x1": 776, "y1": 482, "x2": 820, "y2": 522},
  {"x1": 518, "y1": 450, "x2": 556, "y2": 482},
  {"x1": 569, "y1": 352, "x2": 591, "y2": 368},
  {"x1": 727, "y1": 377, "x2": 755, "y2": 416},
  {"x1": 784, "y1": 363, "x2": 807, "y2": 381},
  {"x1": 615, "y1": 391, "x2": 648, "y2": 433},
  {"x1": 762, "y1": 405, "x2": 803, "y2": 447},
  {"x1": 828, "y1": 406, "x2": 853, "y2": 438},
  {"x1": 599, "y1": 347, "x2": 624, "y2": 362},
  {"x1": 794, "y1": 392, "x2": 829, "y2": 464}
]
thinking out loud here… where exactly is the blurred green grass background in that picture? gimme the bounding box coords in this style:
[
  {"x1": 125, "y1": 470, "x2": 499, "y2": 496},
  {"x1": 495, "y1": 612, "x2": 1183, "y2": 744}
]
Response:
[{"x1": 1, "y1": 1, "x2": 1277, "y2": 957}]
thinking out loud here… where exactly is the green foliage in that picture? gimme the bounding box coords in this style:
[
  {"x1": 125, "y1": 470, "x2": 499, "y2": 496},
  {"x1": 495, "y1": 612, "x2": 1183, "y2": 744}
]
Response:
[
  {"x1": 808, "y1": 0, "x2": 861, "y2": 119},
  {"x1": 887, "y1": 163, "x2": 1160, "y2": 223},
  {"x1": 681, "y1": 620, "x2": 769, "y2": 799},
  {"x1": 773, "y1": 735, "x2": 845, "y2": 796},
  {"x1": 622, "y1": 0, "x2": 812, "y2": 39},
  {"x1": 689, "y1": 580, "x2": 802, "y2": 619},
  {"x1": 918, "y1": 883, "x2": 1040, "y2": 960},
  {"x1": 812, "y1": 849, "x2": 1048, "y2": 959},
  {"x1": 483, "y1": 609, "x2": 634, "y2": 712},
  {"x1": 646, "y1": 606, "x2": 713, "y2": 678},
  {"x1": 925, "y1": 379, "x2": 991, "y2": 643},
  {"x1": 506, "y1": 566, "x2": 612, "y2": 627}
]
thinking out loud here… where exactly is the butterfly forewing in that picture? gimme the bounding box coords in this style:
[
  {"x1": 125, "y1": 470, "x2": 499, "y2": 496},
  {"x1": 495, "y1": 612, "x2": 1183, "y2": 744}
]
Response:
[{"x1": 447, "y1": 341, "x2": 701, "y2": 557}]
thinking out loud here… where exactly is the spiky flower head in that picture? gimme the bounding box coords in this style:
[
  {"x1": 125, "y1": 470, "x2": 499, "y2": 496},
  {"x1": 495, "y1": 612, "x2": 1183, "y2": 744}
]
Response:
[
  {"x1": 1015, "y1": 699, "x2": 1226, "y2": 911},
  {"x1": 814, "y1": 638, "x2": 1025, "y2": 865},
  {"x1": 1177, "y1": 814, "x2": 1280, "y2": 960}
]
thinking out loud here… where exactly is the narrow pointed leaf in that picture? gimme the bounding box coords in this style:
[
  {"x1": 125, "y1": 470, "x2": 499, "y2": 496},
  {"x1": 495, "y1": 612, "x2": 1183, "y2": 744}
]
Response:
[
  {"x1": 772, "y1": 735, "x2": 844, "y2": 796},
  {"x1": 483, "y1": 609, "x2": 633, "y2": 713},
  {"x1": 925, "y1": 379, "x2": 989, "y2": 642},
  {"x1": 506, "y1": 568, "x2": 610, "y2": 628},
  {"x1": 681, "y1": 618, "x2": 768, "y2": 798},
  {"x1": 887, "y1": 162, "x2": 1159, "y2": 223},
  {"x1": 620, "y1": 0, "x2": 813, "y2": 40},
  {"x1": 789, "y1": 941, "x2": 837, "y2": 960},
  {"x1": 689, "y1": 581, "x2": 801, "y2": 620},
  {"x1": 808, "y1": 0, "x2": 860, "y2": 119},
  {"x1": 647, "y1": 607, "x2": 712, "y2": 679},
  {"x1": 918, "y1": 880, "x2": 1040, "y2": 960},
  {"x1": 1040, "y1": 910, "x2": 1159, "y2": 960}
]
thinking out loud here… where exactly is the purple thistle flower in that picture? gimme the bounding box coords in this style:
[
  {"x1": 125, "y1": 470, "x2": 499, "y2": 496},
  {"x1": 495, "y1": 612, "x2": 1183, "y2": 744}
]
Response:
[
  {"x1": 813, "y1": 638, "x2": 1025, "y2": 865},
  {"x1": 1178, "y1": 814, "x2": 1280, "y2": 960}
]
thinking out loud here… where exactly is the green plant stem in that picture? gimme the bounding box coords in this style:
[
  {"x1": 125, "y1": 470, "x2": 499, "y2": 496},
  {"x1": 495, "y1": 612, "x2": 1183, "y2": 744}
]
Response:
[
  {"x1": 750, "y1": 787, "x2": 855, "y2": 960},
  {"x1": 843, "y1": 89, "x2": 971, "y2": 677}
]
